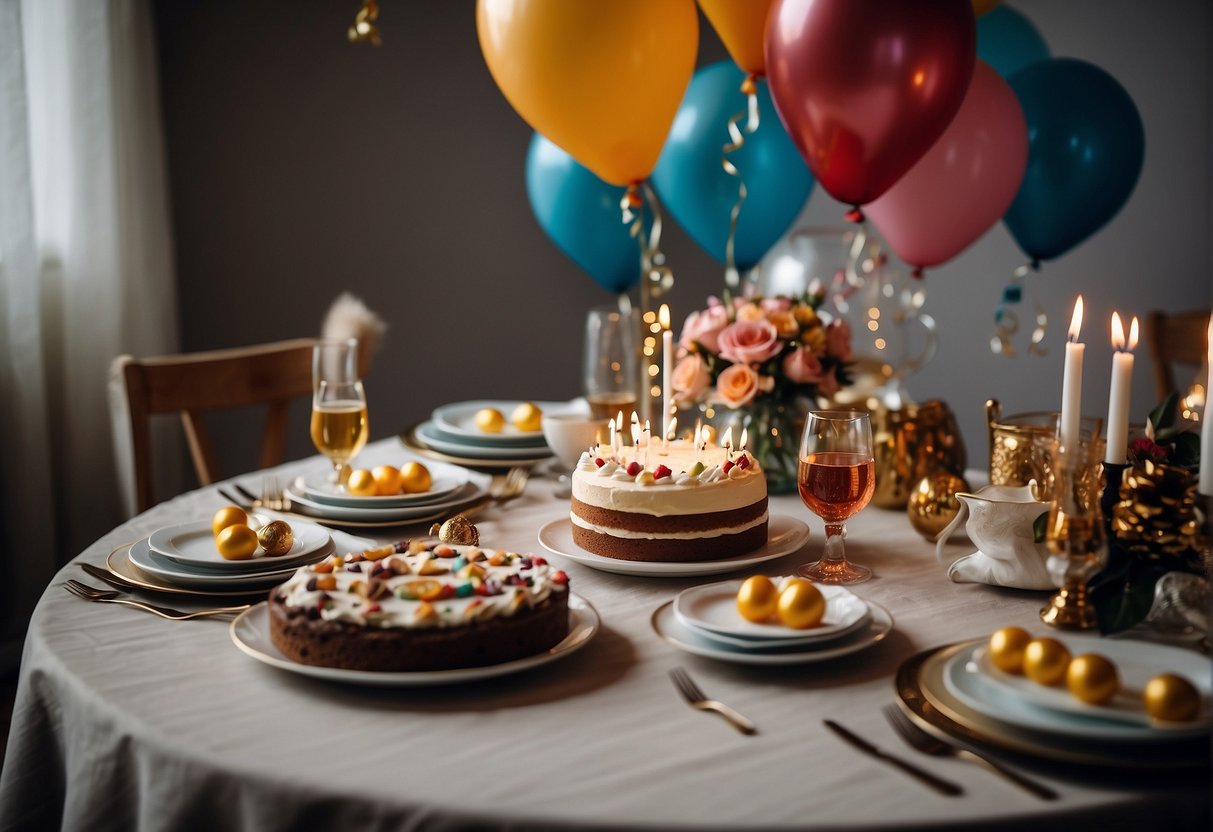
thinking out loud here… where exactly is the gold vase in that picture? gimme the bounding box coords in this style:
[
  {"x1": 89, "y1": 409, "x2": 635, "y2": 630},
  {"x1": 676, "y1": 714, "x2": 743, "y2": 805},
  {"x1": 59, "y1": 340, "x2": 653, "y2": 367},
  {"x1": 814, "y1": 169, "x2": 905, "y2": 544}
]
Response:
[
  {"x1": 868, "y1": 399, "x2": 966, "y2": 509},
  {"x1": 1040, "y1": 432, "x2": 1107, "y2": 630}
]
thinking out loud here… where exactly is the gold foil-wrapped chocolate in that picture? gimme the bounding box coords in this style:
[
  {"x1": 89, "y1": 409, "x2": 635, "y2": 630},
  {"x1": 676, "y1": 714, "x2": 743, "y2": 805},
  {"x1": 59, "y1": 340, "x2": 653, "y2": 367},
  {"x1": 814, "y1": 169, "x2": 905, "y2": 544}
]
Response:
[
  {"x1": 257, "y1": 520, "x2": 294, "y2": 557},
  {"x1": 428, "y1": 515, "x2": 480, "y2": 547},
  {"x1": 907, "y1": 471, "x2": 969, "y2": 541}
]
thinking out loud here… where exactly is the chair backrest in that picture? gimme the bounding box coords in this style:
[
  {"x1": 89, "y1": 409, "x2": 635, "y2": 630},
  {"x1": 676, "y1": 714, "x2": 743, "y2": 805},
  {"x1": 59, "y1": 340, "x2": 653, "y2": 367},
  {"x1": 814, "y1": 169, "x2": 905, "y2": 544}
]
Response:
[
  {"x1": 1144, "y1": 310, "x2": 1210, "y2": 401},
  {"x1": 110, "y1": 338, "x2": 369, "y2": 514}
]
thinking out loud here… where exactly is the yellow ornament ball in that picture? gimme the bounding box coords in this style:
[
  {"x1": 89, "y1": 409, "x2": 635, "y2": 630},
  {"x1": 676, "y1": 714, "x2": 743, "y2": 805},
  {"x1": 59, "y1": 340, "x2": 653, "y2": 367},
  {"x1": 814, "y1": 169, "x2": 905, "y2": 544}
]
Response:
[
  {"x1": 1143, "y1": 673, "x2": 1202, "y2": 723},
  {"x1": 399, "y1": 461, "x2": 432, "y2": 494},
  {"x1": 215, "y1": 524, "x2": 258, "y2": 560},
  {"x1": 1065, "y1": 654, "x2": 1120, "y2": 705},
  {"x1": 475, "y1": 408, "x2": 505, "y2": 433},
  {"x1": 212, "y1": 505, "x2": 248, "y2": 537},
  {"x1": 511, "y1": 402, "x2": 543, "y2": 432},
  {"x1": 736, "y1": 575, "x2": 778, "y2": 623},
  {"x1": 1023, "y1": 638, "x2": 1071, "y2": 686},
  {"x1": 776, "y1": 578, "x2": 826, "y2": 630},
  {"x1": 372, "y1": 465, "x2": 404, "y2": 496},
  {"x1": 988, "y1": 626, "x2": 1033, "y2": 674},
  {"x1": 346, "y1": 468, "x2": 377, "y2": 497}
]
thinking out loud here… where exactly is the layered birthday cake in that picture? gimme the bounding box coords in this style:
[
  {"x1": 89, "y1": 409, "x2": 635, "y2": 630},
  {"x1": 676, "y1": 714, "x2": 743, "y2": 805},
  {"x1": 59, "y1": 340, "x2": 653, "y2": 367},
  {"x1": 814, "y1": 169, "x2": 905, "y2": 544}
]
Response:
[
  {"x1": 570, "y1": 439, "x2": 767, "y2": 562},
  {"x1": 268, "y1": 542, "x2": 570, "y2": 672}
]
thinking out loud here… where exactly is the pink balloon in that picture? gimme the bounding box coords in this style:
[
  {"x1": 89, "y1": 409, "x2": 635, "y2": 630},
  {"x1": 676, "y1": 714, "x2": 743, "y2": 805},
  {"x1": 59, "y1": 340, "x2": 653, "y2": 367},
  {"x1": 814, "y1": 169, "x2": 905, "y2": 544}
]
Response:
[
  {"x1": 866, "y1": 61, "x2": 1028, "y2": 271},
  {"x1": 765, "y1": 0, "x2": 976, "y2": 210}
]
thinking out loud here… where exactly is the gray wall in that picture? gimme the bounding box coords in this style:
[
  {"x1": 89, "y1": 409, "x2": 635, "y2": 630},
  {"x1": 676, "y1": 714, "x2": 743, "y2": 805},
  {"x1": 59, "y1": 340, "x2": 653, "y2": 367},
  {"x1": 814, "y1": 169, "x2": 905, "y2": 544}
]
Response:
[{"x1": 153, "y1": 0, "x2": 1212, "y2": 483}]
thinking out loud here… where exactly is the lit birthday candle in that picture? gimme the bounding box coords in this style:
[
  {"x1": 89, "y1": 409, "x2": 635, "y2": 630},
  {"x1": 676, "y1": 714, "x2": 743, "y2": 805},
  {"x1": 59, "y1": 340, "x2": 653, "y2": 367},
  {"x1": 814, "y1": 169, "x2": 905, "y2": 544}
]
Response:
[
  {"x1": 723, "y1": 425, "x2": 734, "y2": 461},
  {"x1": 1104, "y1": 312, "x2": 1138, "y2": 465},
  {"x1": 1201, "y1": 317, "x2": 1213, "y2": 496},
  {"x1": 1060, "y1": 296, "x2": 1085, "y2": 451},
  {"x1": 659, "y1": 303, "x2": 673, "y2": 445}
]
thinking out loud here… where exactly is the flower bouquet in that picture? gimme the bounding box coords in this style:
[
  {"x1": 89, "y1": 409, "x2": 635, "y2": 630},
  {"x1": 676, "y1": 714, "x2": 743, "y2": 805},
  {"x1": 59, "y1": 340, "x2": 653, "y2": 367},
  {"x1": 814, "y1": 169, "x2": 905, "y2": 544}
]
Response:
[{"x1": 671, "y1": 291, "x2": 853, "y2": 491}]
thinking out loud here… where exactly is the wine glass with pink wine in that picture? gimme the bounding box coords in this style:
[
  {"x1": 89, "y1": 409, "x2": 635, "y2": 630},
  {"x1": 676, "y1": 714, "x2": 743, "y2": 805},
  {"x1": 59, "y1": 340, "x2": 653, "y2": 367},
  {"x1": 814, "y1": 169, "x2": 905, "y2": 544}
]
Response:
[{"x1": 796, "y1": 411, "x2": 876, "y2": 584}]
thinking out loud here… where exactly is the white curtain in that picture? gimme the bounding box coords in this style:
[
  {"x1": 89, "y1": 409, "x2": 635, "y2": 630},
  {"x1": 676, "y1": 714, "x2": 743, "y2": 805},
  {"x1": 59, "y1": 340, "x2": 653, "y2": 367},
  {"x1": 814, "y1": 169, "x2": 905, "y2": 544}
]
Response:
[{"x1": 0, "y1": 0, "x2": 178, "y2": 650}]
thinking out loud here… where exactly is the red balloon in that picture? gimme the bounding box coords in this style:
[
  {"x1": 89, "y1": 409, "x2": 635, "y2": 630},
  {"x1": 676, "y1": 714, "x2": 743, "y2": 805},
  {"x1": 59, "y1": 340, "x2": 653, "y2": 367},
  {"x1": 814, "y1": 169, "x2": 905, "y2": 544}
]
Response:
[
  {"x1": 866, "y1": 62, "x2": 1028, "y2": 270},
  {"x1": 765, "y1": 0, "x2": 976, "y2": 209}
]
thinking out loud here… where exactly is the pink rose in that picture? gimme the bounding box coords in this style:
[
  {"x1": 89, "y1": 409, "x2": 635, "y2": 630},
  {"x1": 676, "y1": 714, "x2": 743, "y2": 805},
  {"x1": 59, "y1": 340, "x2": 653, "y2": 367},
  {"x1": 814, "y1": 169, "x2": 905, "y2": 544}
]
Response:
[
  {"x1": 826, "y1": 319, "x2": 852, "y2": 361},
  {"x1": 717, "y1": 320, "x2": 782, "y2": 365},
  {"x1": 760, "y1": 297, "x2": 792, "y2": 314},
  {"x1": 679, "y1": 305, "x2": 730, "y2": 353},
  {"x1": 716, "y1": 364, "x2": 762, "y2": 408},
  {"x1": 782, "y1": 346, "x2": 825, "y2": 384},
  {"x1": 671, "y1": 353, "x2": 711, "y2": 405}
]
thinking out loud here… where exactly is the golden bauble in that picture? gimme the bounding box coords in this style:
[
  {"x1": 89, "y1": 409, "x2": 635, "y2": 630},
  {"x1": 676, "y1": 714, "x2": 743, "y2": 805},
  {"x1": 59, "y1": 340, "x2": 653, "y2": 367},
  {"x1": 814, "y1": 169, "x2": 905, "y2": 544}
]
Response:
[
  {"x1": 429, "y1": 514, "x2": 479, "y2": 546},
  {"x1": 399, "y1": 461, "x2": 432, "y2": 494},
  {"x1": 215, "y1": 524, "x2": 258, "y2": 560},
  {"x1": 511, "y1": 402, "x2": 543, "y2": 432},
  {"x1": 346, "y1": 468, "x2": 378, "y2": 497},
  {"x1": 988, "y1": 626, "x2": 1033, "y2": 673},
  {"x1": 212, "y1": 506, "x2": 248, "y2": 537},
  {"x1": 906, "y1": 471, "x2": 969, "y2": 540},
  {"x1": 1023, "y1": 638, "x2": 1071, "y2": 686},
  {"x1": 372, "y1": 465, "x2": 403, "y2": 496},
  {"x1": 736, "y1": 575, "x2": 778, "y2": 623},
  {"x1": 776, "y1": 578, "x2": 826, "y2": 630},
  {"x1": 475, "y1": 408, "x2": 505, "y2": 433},
  {"x1": 257, "y1": 520, "x2": 295, "y2": 557},
  {"x1": 1066, "y1": 654, "x2": 1120, "y2": 705},
  {"x1": 1143, "y1": 673, "x2": 1202, "y2": 723}
]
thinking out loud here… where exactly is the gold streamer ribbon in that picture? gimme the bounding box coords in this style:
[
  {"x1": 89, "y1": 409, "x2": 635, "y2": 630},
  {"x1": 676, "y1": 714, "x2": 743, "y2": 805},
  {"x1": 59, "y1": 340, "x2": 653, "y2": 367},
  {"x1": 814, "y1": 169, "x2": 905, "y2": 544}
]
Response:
[
  {"x1": 722, "y1": 74, "x2": 761, "y2": 289},
  {"x1": 991, "y1": 262, "x2": 1048, "y2": 358},
  {"x1": 620, "y1": 182, "x2": 672, "y2": 303},
  {"x1": 348, "y1": 0, "x2": 381, "y2": 45}
]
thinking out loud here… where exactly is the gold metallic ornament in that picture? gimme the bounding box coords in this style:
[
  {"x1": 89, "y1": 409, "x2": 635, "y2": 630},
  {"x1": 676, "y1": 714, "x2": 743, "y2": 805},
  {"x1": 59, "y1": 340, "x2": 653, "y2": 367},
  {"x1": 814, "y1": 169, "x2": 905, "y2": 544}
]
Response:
[
  {"x1": 216, "y1": 525, "x2": 258, "y2": 560},
  {"x1": 987, "y1": 626, "x2": 1032, "y2": 673},
  {"x1": 1143, "y1": 673, "x2": 1201, "y2": 722},
  {"x1": 1112, "y1": 460, "x2": 1202, "y2": 557},
  {"x1": 907, "y1": 471, "x2": 969, "y2": 540},
  {"x1": 1023, "y1": 638, "x2": 1071, "y2": 686},
  {"x1": 1065, "y1": 654, "x2": 1119, "y2": 705},
  {"x1": 776, "y1": 578, "x2": 825, "y2": 629},
  {"x1": 257, "y1": 520, "x2": 295, "y2": 557},
  {"x1": 736, "y1": 575, "x2": 778, "y2": 623},
  {"x1": 429, "y1": 515, "x2": 480, "y2": 547}
]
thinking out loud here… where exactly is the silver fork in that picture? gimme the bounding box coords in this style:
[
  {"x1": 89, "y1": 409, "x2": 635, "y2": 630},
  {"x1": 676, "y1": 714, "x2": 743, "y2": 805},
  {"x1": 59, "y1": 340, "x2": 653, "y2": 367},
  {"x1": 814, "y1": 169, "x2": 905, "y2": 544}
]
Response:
[
  {"x1": 460, "y1": 466, "x2": 530, "y2": 520},
  {"x1": 63, "y1": 580, "x2": 250, "y2": 620},
  {"x1": 669, "y1": 667, "x2": 757, "y2": 735},
  {"x1": 882, "y1": 704, "x2": 1058, "y2": 800},
  {"x1": 260, "y1": 475, "x2": 289, "y2": 511}
]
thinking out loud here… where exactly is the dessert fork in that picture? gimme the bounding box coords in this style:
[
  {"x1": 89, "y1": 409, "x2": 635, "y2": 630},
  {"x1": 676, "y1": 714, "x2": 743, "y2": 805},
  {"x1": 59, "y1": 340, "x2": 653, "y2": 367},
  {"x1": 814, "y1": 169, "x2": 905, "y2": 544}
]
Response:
[
  {"x1": 62, "y1": 580, "x2": 250, "y2": 620},
  {"x1": 669, "y1": 667, "x2": 757, "y2": 735},
  {"x1": 882, "y1": 704, "x2": 1058, "y2": 800}
]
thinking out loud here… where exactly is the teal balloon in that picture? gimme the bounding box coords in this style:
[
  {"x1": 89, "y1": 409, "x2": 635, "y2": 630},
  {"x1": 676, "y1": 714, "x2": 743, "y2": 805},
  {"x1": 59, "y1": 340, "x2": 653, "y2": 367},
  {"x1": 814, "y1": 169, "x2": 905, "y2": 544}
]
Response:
[
  {"x1": 526, "y1": 134, "x2": 641, "y2": 294},
  {"x1": 977, "y1": 6, "x2": 1049, "y2": 80},
  {"x1": 652, "y1": 62, "x2": 814, "y2": 270},
  {"x1": 1004, "y1": 58, "x2": 1144, "y2": 263}
]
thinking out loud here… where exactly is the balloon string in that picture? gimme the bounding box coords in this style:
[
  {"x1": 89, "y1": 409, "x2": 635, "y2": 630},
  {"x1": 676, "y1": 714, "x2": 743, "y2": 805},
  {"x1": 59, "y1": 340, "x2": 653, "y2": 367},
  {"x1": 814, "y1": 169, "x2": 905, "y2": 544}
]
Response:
[
  {"x1": 844, "y1": 222, "x2": 869, "y2": 287},
  {"x1": 991, "y1": 262, "x2": 1047, "y2": 358},
  {"x1": 620, "y1": 182, "x2": 672, "y2": 300},
  {"x1": 722, "y1": 75, "x2": 761, "y2": 289}
]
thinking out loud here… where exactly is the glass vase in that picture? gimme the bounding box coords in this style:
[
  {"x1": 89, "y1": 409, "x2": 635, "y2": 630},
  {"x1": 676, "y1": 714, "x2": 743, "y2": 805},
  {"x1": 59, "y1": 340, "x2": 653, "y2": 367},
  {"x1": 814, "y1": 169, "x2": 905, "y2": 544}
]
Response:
[{"x1": 706, "y1": 399, "x2": 804, "y2": 495}]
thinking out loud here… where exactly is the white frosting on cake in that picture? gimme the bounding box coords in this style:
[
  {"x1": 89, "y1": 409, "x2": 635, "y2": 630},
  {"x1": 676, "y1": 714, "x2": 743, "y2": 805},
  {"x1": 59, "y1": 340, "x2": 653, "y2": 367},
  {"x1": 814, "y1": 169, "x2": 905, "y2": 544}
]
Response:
[{"x1": 571, "y1": 440, "x2": 765, "y2": 516}]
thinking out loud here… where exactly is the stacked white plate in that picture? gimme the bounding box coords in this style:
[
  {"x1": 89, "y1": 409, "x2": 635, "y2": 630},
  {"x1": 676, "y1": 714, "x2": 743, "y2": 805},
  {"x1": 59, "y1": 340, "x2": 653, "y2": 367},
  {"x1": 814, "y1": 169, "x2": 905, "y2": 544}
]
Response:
[
  {"x1": 406, "y1": 399, "x2": 583, "y2": 466},
  {"x1": 282, "y1": 458, "x2": 492, "y2": 524},
  {"x1": 651, "y1": 578, "x2": 893, "y2": 665},
  {"x1": 127, "y1": 518, "x2": 336, "y2": 590}
]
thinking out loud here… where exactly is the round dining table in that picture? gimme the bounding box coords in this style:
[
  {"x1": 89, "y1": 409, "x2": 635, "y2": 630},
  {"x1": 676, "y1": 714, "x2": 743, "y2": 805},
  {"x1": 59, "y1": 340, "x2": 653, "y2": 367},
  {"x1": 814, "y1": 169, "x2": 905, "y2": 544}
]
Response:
[{"x1": 1, "y1": 438, "x2": 1208, "y2": 831}]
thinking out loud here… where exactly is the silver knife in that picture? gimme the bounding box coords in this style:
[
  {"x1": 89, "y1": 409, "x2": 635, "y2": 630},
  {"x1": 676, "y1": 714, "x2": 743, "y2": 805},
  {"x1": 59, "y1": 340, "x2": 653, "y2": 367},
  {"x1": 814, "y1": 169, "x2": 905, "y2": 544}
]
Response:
[{"x1": 823, "y1": 720, "x2": 964, "y2": 796}]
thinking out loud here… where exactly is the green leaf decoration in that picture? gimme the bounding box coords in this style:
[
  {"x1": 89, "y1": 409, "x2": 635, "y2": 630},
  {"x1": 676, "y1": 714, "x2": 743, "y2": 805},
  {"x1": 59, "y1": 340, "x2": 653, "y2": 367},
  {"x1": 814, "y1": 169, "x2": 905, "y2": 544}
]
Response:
[
  {"x1": 1171, "y1": 431, "x2": 1201, "y2": 468},
  {"x1": 1032, "y1": 511, "x2": 1049, "y2": 544},
  {"x1": 1147, "y1": 393, "x2": 1178, "y2": 433}
]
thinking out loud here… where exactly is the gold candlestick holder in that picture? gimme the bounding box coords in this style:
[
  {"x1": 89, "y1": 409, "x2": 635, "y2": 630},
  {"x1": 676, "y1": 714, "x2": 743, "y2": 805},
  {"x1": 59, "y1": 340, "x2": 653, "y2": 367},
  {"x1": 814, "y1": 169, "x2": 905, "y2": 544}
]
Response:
[{"x1": 1040, "y1": 431, "x2": 1107, "y2": 629}]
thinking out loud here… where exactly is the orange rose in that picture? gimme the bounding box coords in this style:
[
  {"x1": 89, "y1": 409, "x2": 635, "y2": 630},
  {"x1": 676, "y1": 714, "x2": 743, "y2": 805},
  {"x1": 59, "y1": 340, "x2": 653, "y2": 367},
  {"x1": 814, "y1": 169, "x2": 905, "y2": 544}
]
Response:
[
  {"x1": 671, "y1": 353, "x2": 711, "y2": 405},
  {"x1": 735, "y1": 303, "x2": 766, "y2": 323},
  {"x1": 766, "y1": 310, "x2": 799, "y2": 339},
  {"x1": 716, "y1": 364, "x2": 762, "y2": 408}
]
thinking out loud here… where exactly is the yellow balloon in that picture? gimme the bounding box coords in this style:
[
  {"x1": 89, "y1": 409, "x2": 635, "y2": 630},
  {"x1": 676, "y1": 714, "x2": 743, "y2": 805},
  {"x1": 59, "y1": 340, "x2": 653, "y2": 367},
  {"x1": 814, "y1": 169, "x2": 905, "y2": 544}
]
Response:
[
  {"x1": 697, "y1": 0, "x2": 776, "y2": 77},
  {"x1": 971, "y1": 0, "x2": 1001, "y2": 17},
  {"x1": 477, "y1": 0, "x2": 699, "y2": 186}
]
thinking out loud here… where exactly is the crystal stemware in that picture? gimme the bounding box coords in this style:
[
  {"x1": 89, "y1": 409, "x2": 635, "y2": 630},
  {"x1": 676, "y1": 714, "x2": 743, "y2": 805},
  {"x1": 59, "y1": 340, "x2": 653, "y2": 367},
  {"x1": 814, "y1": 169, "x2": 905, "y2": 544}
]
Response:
[{"x1": 310, "y1": 338, "x2": 368, "y2": 488}]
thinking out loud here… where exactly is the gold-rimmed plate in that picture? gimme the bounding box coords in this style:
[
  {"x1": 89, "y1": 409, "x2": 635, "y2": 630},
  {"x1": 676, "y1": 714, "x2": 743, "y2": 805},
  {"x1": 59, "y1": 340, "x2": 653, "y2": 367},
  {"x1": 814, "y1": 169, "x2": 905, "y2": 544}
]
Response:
[
  {"x1": 401, "y1": 423, "x2": 551, "y2": 470},
  {"x1": 104, "y1": 544, "x2": 276, "y2": 599},
  {"x1": 894, "y1": 641, "x2": 1209, "y2": 770}
]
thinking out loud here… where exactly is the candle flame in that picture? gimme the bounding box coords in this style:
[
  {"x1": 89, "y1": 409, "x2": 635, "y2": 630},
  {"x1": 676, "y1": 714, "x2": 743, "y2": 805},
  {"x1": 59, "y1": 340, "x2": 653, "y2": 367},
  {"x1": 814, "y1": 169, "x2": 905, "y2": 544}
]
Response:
[
  {"x1": 617, "y1": 410, "x2": 624, "y2": 431},
  {"x1": 630, "y1": 421, "x2": 639, "y2": 444},
  {"x1": 630, "y1": 411, "x2": 639, "y2": 426},
  {"x1": 1111, "y1": 312, "x2": 1125, "y2": 351},
  {"x1": 1067, "y1": 296, "x2": 1084, "y2": 342},
  {"x1": 1207, "y1": 316, "x2": 1212, "y2": 364},
  {"x1": 723, "y1": 426, "x2": 733, "y2": 448},
  {"x1": 666, "y1": 416, "x2": 678, "y2": 441},
  {"x1": 740, "y1": 427, "x2": 748, "y2": 450},
  {"x1": 1128, "y1": 316, "x2": 1139, "y2": 351},
  {"x1": 658, "y1": 303, "x2": 670, "y2": 330}
]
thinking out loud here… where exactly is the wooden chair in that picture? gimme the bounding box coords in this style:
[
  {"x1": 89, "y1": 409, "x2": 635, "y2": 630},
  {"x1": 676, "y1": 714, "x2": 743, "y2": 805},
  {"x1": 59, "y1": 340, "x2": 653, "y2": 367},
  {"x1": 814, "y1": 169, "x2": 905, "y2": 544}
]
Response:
[
  {"x1": 1144, "y1": 310, "x2": 1210, "y2": 401},
  {"x1": 111, "y1": 338, "x2": 370, "y2": 514}
]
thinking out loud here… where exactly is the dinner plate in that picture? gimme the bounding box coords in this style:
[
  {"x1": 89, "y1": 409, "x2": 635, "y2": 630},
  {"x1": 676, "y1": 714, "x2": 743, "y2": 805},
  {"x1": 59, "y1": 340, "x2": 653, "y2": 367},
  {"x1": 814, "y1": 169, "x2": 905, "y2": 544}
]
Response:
[
  {"x1": 651, "y1": 599, "x2": 892, "y2": 665},
  {"x1": 536, "y1": 515, "x2": 810, "y2": 577},
  {"x1": 129, "y1": 537, "x2": 328, "y2": 589},
  {"x1": 106, "y1": 544, "x2": 279, "y2": 598},
  {"x1": 674, "y1": 580, "x2": 870, "y2": 644},
  {"x1": 148, "y1": 520, "x2": 331, "y2": 571},
  {"x1": 284, "y1": 479, "x2": 489, "y2": 522},
  {"x1": 400, "y1": 424, "x2": 553, "y2": 470},
  {"x1": 964, "y1": 638, "x2": 1210, "y2": 734},
  {"x1": 296, "y1": 461, "x2": 468, "y2": 507},
  {"x1": 416, "y1": 421, "x2": 555, "y2": 460},
  {"x1": 895, "y1": 642, "x2": 1209, "y2": 769},
  {"x1": 431, "y1": 399, "x2": 578, "y2": 443},
  {"x1": 229, "y1": 594, "x2": 599, "y2": 686}
]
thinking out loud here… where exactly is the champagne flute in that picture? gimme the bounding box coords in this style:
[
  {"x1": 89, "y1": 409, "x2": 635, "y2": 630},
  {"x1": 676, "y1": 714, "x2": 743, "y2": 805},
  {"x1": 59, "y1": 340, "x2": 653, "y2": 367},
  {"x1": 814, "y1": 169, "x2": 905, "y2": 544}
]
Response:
[
  {"x1": 583, "y1": 306, "x2": 640, "y2": 419},
  {"x1": 310, "y1": 338, "x2": 368, "y2": 488},
  {"x1": 796, "y1": 411, "x2": 876, "y2": 584}
]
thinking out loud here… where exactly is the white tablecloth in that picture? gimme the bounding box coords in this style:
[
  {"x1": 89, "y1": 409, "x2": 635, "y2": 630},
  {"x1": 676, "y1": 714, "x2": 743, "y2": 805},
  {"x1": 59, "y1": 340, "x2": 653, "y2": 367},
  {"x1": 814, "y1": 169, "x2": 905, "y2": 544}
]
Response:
[{"x1": 1, "y1": 440, "x2": 1208, "y2": 831}]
